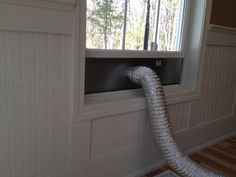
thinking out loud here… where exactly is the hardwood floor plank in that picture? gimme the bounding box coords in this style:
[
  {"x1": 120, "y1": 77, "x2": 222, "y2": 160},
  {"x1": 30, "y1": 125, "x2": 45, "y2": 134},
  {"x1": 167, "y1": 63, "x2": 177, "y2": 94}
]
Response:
[
  {"x1": 226, "y1": 139, "x2": 236, "y2": 145},
  {"x1": 213, "y1": 144, "x2": 236, "y2": 156},
  {"x1": 200, "y1": 148, "x2": 236, "y2": 168},
  {"x1": 190, "y1": 153, "x2": 235, "y2": 176},
  {"x1": 209, "y1": 146, "x2": 236, "y2": 160}
]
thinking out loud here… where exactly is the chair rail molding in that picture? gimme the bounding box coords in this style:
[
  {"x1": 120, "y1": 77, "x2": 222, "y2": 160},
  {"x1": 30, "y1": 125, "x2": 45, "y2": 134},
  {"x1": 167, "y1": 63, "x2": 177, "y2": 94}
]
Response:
[
  {"x1": 0, "y1": 0, "x2": 76, "y2": 11},
  {"x1": 208, "y1": 24, "x2": 236, "y2": 46},
  {"x1": 0, "y1": 2, "x2": 74, "y2": 35}
]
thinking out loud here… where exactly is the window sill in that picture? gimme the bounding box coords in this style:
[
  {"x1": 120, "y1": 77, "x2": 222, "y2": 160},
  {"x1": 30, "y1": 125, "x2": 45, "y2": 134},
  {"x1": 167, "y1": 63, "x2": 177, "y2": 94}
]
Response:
[
  {"x1": 74, "y1": 85, "x2": 200, "y2": 122},
  {"x1": 86, "y1": 49, "x2": 184, "y2": 59}
]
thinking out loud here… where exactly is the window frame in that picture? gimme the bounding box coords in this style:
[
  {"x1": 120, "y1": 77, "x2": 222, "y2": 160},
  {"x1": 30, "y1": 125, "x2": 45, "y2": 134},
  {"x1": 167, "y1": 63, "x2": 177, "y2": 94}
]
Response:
[
  {"x1": 85, "y1": 0, "x2": 191, "y2": 58},
  {"x1": 73, "y1": 0, "x2": 213, "y2": 122}
]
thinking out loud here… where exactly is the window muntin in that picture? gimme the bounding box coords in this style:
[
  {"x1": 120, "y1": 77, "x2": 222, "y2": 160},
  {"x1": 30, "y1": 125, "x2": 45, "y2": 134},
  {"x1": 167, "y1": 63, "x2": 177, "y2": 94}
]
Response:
[{"x1": 86, "y1": 0, "x2": 186, "y2": 52}]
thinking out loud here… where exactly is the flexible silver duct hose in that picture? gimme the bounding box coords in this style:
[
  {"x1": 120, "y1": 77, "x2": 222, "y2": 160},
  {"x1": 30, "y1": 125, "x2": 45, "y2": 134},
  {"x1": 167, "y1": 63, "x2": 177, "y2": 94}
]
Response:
[{"x1": 127, "y1": 66, "x2": 224, "y2": 177}]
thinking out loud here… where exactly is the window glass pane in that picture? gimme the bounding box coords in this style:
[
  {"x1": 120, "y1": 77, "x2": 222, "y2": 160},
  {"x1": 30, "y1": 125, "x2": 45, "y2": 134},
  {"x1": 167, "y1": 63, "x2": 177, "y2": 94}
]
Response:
[
  {"x1": 157, "y1": 0, "x2": 184, "y2": 51},
  {"x1": 86, "y1": 0, "x2": 124, "y2": 49},
  {"x1": 86, "y1": 0, "x2": 185, "y2": 52},
  {"x1": 125, "y1": 0, "x2": 146, "y2": 50},
  {"x1": 125, "y1": 0, "x2": 161, "y2": 51}
]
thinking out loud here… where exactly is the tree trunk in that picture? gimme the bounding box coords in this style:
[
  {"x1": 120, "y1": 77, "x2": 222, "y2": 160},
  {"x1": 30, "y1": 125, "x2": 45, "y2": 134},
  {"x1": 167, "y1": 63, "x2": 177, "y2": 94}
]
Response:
[
  {"x1": 104, "y1": 0, "x2": 108, "y2": 49},
  {"x1": 144, "y1": 0, "x2": 150, "y2": 50},
  {"x1": 104, "y1": 28, "x2": 107, "y2": 49}
]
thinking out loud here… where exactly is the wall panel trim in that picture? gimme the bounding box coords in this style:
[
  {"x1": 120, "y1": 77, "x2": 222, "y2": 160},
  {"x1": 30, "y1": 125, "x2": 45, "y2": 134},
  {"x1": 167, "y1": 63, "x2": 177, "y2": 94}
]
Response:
[
  {"x1": 207, "y1": 25, "x2": 236, "y2": 46},
  {"x1": 0, "y1": 3, "x2": 73, "y2": 35}
]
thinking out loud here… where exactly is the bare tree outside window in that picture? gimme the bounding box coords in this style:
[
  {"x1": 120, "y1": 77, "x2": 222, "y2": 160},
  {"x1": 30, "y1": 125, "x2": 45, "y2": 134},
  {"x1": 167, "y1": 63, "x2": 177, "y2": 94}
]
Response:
[{"x1": 87, "y1": 0, "x2": 123, "y2": 49}]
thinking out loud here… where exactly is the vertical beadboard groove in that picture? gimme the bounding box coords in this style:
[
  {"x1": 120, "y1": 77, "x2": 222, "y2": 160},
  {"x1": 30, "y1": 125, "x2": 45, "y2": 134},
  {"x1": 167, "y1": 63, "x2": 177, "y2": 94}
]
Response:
[
  {"x1": 47, "y1": 34, "x2": 53, "y2": 171},
  {"x1": 57, "y1": 35, "x2": 63, "y2": 168},
  {"x1": 218, "y1": 47, "x2": 228, "y2": 118},
  {"x1": 89, "y1": 120, "x2": 94, "y2": 160},
  {"x1": 217, "y1": 47, "x2": 227, "y2": 119},
  {"x1": 168, "y1": 103, "x2": 189, "y2": 132},
  {"x1": 35, "y1": 33, "x2": 40, "y2": 175},
  {"x1": 199, "y1": 46, "x2": 211, "y2": 124},
  {"x1": 208, "y1": 45, "x2": 219, "y2": 121},
  {"x1": 0, "y1": 31, "x2": 11, "y2": 177},
  {"x1": 59, "y1": 35, "x2": 64, "y2": 167},
  {"x1": 60, "y1": 35, "x2": 70, "y2": 166},
  {"x1": 8, "y1": 32, "x2": 25, "y2": 177},
  {"x1": 50, "y1": 34, "x2": 62, "y2": 170},
  {"x1": 212, "y1": 46, "x2": 221, "y2": 120},
  {"x1": 20, "y1": 32, "x2": 27, "y2": 177},
  {"x1": 220, "y1": 47, "x2": 228, "y2": 117},
  {"x1": 20, "y1": 31, "x2": 25, "y2": 177},
  {"x1": 23, "y1": 32, "x2": 38, "y2": 177},
  {"x1": 221, "y1": 47, "x2": 231, "y2": 117},
  {"x1": 207, "y1": 46, "x2": 218, "y2": 122},
  {"x1": 226, "y1": 47, "x2": 233, "y2": 115},
  {"x1": 213, "y1": 47, "x2": 222, "y2": 120},
  {"x1": 228, "y1": 47, "x2": 236, "y2": 116},
  {"x1": 203, "y1": 45, "x2": 213, "y2": 123},
  {"x1": 185, "y1": 102, "x2": 192, "y2": 130},
  {"x1": 5, "y1": 31, "x2": 14, "y2": 177},
  {"x1": 39, "y1": 33, "x2": 50, "y2": 173}
]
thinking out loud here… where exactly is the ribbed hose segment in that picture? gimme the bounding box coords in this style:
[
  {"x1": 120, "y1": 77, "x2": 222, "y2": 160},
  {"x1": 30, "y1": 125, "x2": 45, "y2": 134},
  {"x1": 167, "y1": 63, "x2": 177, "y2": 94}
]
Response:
[{"x1": 127, "y1": 66, "x2": 224, "y2": 177}]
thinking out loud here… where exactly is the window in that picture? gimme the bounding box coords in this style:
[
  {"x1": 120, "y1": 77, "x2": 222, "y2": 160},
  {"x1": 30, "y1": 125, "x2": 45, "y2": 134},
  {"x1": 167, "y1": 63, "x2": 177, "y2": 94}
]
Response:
[
  {"x1": 75, "y1": 0, "x2": 210, "y2": 119},
  {"x1": 86, "y1": 0, "x2": 187, "y2": 53}
]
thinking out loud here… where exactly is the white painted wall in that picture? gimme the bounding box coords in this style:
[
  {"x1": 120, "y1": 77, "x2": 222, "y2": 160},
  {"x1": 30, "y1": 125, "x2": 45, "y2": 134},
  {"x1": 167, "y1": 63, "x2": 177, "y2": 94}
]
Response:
[{"x1": 0, "y1": 1, "x2": 235, "y2": 177}]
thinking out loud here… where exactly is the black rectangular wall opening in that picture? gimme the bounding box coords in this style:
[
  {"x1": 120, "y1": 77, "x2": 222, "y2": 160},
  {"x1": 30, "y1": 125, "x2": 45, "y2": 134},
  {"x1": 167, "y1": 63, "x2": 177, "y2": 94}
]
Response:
[{"x1": 85, "y1": 58, "x2": 183, "y2": 94}]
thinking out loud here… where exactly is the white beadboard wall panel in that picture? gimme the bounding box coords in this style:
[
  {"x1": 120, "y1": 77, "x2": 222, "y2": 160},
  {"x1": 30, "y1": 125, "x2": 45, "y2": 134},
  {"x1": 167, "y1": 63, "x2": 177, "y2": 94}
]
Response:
[
  {"x1": 142, "y1": 112, "x2": 153, "y2": 144},
  {"x1": 0, "y1": 31, "x2": 11, "y2": 177},
  {"x1": 90, "y1": 111, "x2": 145, "y2": 159},
  {"x1": 142, "y1": 103, "x2": 190, "y2": 145},
  {"x1": 0, "y1": 30, "x2": 72, "y2": 177},
  {"x1": 60, "y1": 35, "x2": 73, "y2": 168},
  {"x1": 188, "y1": 100, "x2": 201, "y2": 128},
  {"x1": 36, "y1": 33, "x2": 72, "y2": 174},
  {"x1": 7, "y1": 32, "x2": 25, "y2": 177},
  {"x1": 71, "y1": 121, "x2": 91, "y2": 167},
  {"x1": 22, "y1": 32, "x2": 38, "y2": 177},
  {"x1": 36, "y1": 33, "x2": 51, "y2": 173},
  {"x1": 168, "y1": 103, "x2": 190, "y2": 132},
  {"x1": 48, "y1": 34, "x2": 62, "y2": 170},
  {"x1": 190, "y1": 45, "x2": 236, "y2": 126}
]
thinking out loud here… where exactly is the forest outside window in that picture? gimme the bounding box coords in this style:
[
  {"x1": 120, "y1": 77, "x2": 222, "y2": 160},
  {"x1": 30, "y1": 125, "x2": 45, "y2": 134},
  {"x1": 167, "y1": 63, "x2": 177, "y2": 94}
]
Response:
[{"x1": 86, "y1": 0, "x2": 187, "y2": 52}]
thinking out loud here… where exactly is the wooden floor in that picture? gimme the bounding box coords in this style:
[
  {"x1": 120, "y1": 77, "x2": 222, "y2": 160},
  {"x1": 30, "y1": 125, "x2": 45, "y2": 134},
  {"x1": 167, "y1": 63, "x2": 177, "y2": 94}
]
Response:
[{"x1": 143, "y1": 135, "x2": 236, "y2": 177}]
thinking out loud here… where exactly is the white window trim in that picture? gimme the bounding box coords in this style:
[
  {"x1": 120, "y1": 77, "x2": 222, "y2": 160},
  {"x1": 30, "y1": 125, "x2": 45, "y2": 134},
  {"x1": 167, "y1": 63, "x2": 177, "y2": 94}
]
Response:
[{"x1": 73, "y1": 0, "x2": 213, "y2": 122}]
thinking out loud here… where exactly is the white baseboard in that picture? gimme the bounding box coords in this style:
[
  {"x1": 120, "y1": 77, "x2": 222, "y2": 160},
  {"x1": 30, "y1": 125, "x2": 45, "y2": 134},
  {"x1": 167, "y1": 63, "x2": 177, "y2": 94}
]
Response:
[{"x1": 124, "y1": 161, "x2": 166, "y2": 177}]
